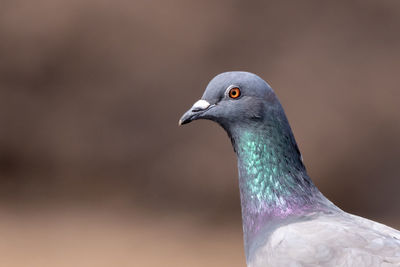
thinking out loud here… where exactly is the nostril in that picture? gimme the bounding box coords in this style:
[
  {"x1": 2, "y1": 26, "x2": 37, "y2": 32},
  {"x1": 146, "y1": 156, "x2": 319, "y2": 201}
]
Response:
[
  {"x1": 192, "y1": 103, "x2": 215, "y2": 113},
  {"x1": 192, "y1": 107, "x2": 204, "y2": 112},
  {"x1": 191, "y1": 99, "x2": 210, "y2": 112}
]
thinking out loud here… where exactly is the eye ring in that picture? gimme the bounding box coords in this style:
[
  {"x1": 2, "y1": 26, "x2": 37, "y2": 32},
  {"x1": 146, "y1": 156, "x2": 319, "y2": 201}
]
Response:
[{"x1": 228, "y1": 87, "x2": 241, "y2": 99}]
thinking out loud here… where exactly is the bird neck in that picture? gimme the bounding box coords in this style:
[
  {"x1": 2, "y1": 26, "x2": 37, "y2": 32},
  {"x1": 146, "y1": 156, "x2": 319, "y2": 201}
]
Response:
[{"x1": 229, "y1": 114, "x2": 326, "y2": 260}]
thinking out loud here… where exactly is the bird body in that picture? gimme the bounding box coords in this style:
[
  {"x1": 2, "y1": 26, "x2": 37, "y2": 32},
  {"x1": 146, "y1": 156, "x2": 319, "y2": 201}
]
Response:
[
  {"x1": 250, "y1": 211, "x2": 400, "y2": 266},
  {"x1": 179, "y1": 71, "x2": 400, "y2": 266}
]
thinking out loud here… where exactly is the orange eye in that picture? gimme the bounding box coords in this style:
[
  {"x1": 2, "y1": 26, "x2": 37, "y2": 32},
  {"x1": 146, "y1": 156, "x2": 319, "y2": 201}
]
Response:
[{"x1": 228, "y1": 87, "x2": 241, "y2": 99}]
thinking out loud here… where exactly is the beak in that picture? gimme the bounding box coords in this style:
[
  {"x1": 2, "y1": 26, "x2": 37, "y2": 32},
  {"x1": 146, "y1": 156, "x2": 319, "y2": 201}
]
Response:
[{"x1": 178, "y1": 99, "x2": 212, "y2": 126}]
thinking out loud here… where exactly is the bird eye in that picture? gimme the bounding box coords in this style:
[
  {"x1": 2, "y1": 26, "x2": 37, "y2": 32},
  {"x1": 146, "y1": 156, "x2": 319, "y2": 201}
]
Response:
[{"x1": 228, "y1": 87, "x2": 241, "y2": 99}]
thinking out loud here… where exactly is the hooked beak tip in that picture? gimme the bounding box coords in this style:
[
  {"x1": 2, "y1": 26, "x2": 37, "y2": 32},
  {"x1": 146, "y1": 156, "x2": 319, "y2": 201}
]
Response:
[{"x1": 178, "y1": 113, "x2": 192, "y2": 126}]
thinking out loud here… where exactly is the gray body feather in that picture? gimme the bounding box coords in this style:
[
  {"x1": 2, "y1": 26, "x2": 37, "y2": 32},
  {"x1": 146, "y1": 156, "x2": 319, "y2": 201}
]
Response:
[{"x1": 250, "y1": 211, "x2": 400, "y2": 266}]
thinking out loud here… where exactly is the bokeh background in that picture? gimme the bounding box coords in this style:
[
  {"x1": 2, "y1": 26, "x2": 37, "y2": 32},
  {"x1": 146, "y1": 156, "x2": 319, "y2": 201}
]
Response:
[{"x1": 1, "y1": 0, "x2": 400, "y2": 266}]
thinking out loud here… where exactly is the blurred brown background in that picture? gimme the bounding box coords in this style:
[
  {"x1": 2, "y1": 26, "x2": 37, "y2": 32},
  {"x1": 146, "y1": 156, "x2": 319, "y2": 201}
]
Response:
[{"x1": 0, "y1": 0, "x2": 400, "y2": 266}]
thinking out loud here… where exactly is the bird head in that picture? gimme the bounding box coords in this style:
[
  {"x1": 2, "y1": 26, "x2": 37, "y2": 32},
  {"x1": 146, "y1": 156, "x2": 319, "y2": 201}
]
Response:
[{"x1": 179, "y1": 72, "x2": 279, "y2": 131}]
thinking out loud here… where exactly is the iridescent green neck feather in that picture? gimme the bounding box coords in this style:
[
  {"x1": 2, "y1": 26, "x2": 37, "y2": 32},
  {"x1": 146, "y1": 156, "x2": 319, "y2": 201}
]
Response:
[{"x1": 228, "y1": 108, "x2": 329, "y2": 261}]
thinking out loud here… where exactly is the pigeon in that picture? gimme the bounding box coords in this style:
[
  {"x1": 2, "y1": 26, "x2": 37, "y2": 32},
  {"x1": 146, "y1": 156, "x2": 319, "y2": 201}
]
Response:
[{"x1": 179, "y1": 71, "x2": 400, "y2": 266}]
